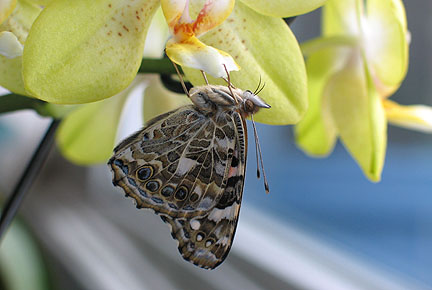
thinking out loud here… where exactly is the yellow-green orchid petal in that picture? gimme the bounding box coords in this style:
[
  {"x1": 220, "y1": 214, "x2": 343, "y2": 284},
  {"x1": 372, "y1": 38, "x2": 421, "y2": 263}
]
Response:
[
  {"x1": 0, "y1": 0, "x2": 40, "y2": 95},
  {"x1": 239, "y1": 0, "x2": 326, "y2": 18},
  {"x1": 363, "y1": 0, "x2": 408, "y2": 94},
  {"x1": 161, "y1": 0, "x2": 187, "y2": 30},
  {"x1": 0, "y1": 0, "x2": 41, "y2": 43},
  {"x1": 183, "y1": 1, "x2": 307, "y2": 125},
  {"x1": 143, "y1": 8, "x2": 169, "y2": 58},
  {"x1": 327, "y1": 56, "x2": 386, "y2": 182},
  {"x1": 0, "y1": 31, "x2": 22, "y2": 58},
  {"x1": 190, "y1": 0, "x2": 235, "y2": 37},
  {"x1": 323, "y1": 0, "x2": 361, "y2": 36},
  {"x1": 0, "y1": 0, "x2": 16, "y2": 24},
  {"x1": 23, "y1": 0, "x2": 159, "y2": 104},
  {"x1": 161, "y1": 0, "x2": 235, "y2": 37},
  {"x1": 56, "y1": 76, "x2": 142, "y2": 165},
  {"x1": 295, "y1": 48, "x2": 338, "y2": 156},
  {"x1": 27, "y1": 0, "x2": 53, "y2": 5},
  {"x1": 143, "y1": 75, "x2": 190, "y2": 122},
  {"x1": 166, "y1": 36, "x2": 239, "y2": 77},
  {"x1": 384, "y1": 100, "x2": 432, "y2": 133},
  {"x1": 0, "y1": 56, "x2": 25, "y2": 94}
]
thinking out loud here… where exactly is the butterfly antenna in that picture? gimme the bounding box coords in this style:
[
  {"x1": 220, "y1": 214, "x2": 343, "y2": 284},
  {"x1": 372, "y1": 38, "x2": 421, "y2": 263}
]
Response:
[
  {"x1": 251, "y1": 114, "x2": 270, "y2": 193},
  {"x1": 256, "y1": 82, "x2": 266, "y2": 95},
  {"x1": 223, "y1": 64, "x2": 238, "y2": 105},
  {"x1": 201, "y1": 70, "x2": 209, "y2": 85},
  {"x1": 171, "y1": 61, "x2": 190, "y2": 98},
  {"x1": 253, "y1": 76, "x2": 262, "y2": 95}
]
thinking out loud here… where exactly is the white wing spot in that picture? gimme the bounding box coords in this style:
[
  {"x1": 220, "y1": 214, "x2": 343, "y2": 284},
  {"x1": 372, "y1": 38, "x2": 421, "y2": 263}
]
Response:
[
  {"x1": 219, "y1": 236, "x2": 229, "y2": 246},
  {"x1": 208, "y1": 205, "x2": 235, "y2": 222},
  {"x1": 176, "y1": 157, "x2": 196, "y2": 176},
  {"x1": 194, "y1": 185, "x2": 202, "y2": 196},
  {"x1": 190, "y1": 219, "x2": 200, "y2": 230},
  {"x1": 198, "y1": 197, "x2": 213, "y2": 209}
]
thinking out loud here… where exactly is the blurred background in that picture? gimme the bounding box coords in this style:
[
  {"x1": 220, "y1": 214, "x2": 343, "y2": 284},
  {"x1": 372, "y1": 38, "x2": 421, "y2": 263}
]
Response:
[{"x1": 1, "y1": 1, "x2": 432, "y2": 290}]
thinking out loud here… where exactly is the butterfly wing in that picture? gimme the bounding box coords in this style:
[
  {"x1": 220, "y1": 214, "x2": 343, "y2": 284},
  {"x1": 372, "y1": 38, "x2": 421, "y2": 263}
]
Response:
[
  {"x1": 109, "y1": 105, "x2": 247, "y2": 269},
  {"x1": 162, "y1": 111, "x2": 247, "y2": 269}
]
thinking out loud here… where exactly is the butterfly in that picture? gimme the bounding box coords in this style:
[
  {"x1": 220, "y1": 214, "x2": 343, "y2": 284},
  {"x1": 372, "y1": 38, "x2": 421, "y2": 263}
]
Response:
[{"x1": 108, "y1": 69, "x2": 270, "y2": 269}]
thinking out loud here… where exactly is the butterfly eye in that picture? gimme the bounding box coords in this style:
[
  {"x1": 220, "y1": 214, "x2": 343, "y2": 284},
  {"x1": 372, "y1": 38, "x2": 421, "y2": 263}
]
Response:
[
  {"x1": 174, "y1": 186, "x2": 189, "y2": 201},
  {"x1": 244, "y1": 98, "x2": 255, "y2": 113},
  {"x1": 161, "y1": 185, "x2": 175, "y2": 197},
  {"x1": 145, "y1": 180, "x2": 160, "y2": 192},
  {"x1": 136, "y1": 165, "x2": 153, "y2": 181}
]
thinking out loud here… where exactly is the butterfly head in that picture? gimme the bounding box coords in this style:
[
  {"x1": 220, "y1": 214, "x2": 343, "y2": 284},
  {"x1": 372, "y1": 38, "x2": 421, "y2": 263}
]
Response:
[{"x1": 241, "y1": 89, "x2": 271, "y2": 116}]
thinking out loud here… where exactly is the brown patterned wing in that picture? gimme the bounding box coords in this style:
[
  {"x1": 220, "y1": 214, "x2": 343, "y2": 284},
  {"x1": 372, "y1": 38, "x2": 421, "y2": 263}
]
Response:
[
  {"x1": 109, "y1": 105, "x2": 247, "y2": 269},
  {"x1": 162, "y1": 111, "x2": 247, "y2": 269}
]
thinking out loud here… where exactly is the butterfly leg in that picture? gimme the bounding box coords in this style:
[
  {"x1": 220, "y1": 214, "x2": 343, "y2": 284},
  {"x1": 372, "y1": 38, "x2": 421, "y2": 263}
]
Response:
[
  {"x1": 171, "y1": 61, "x2": 191, "y2": 98},
  {"x1": 222, "y1": 64, "x2": 238, "y2": 105},
  {"x1": 201, "y1": 70, "x2": 209, "y2": 85}
]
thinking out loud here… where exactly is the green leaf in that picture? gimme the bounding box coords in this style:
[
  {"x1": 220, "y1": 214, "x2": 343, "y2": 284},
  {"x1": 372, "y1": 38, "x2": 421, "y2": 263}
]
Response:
[
  {"x1": 184, "y1": 1, "x2": 307, "y2": 125},
  {"x1": 23, "y1": 0, "x2": 159, "y2": 104},
  {"x1": 326, "y1": 55, "x2": 386, "y2": 182},
  {"x1": 239, "y1": 0, "x2": 326, "y2": 17},
  {"x1": 295, "y1": 48, "x2": 337, "y2": 156}
]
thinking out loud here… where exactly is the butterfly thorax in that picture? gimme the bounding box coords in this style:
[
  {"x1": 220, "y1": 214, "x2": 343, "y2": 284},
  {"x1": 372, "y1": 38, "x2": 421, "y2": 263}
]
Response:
[{"x1": 189, "y1": 85, "x2": 270, "y2": 118}]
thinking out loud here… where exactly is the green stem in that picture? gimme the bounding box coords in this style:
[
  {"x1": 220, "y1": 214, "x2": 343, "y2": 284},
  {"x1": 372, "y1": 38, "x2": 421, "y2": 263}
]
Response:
[
  {"x1": 0, "y1": 119, "x2": 60, "y2": 242},
  {"x1": 138, "y1": 58, "x2": 177, "y2": 74},
  {"x1": 0, "y1": 94, "x2": 46, "y2": 114}
]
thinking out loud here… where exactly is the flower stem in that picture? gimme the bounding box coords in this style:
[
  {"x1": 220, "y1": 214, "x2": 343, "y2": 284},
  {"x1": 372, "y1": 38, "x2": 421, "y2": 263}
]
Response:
[
  {"x1": 0, "y1": 119, "x2": 60, "y2": 242},
  {"x1": 139, "y1": 57, "x2": 177, "y2": 74}
]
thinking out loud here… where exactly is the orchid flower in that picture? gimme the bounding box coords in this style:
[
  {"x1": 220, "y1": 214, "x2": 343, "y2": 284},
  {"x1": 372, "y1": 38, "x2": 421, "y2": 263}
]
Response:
[
  {"x1": 161, "y1": 0, "x2": 239, "y2": 77},
  {"x1": 295, "y1": 0, "x2": 432, "y2": 181},
  {"x1": 1, "y1": 0, "x2": 327, "y2": 164}
]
